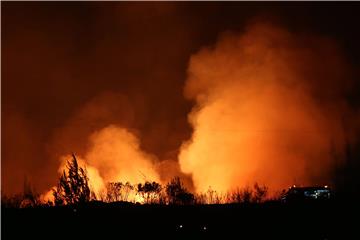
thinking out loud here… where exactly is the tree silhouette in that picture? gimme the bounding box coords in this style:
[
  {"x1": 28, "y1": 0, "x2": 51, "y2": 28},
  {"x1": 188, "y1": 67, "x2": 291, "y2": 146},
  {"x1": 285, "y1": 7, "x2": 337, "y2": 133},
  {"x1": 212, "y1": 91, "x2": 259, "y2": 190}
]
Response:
[
  {"x1": 165, "y1": 177, "x2": 194, "y2": 205},
  {"x1": 106, "y1": 182, "x2": 123, "y2": 202},
  {"x1": 53, "y1": 154, "x2": 90, "y2": 205},
  {"x1": 104, "y1": 182, "x2": 135, "y2": 202},
  {"x1": 137, "y1": 181, "x2": 162, "y2": 204}
]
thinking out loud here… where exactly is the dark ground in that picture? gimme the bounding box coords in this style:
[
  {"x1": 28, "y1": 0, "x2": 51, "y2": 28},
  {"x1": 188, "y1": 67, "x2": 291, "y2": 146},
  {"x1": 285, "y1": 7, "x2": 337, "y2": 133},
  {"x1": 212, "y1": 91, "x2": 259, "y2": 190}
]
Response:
[{"x1": 2, "y1": 200, "x2": 359, "y2": 240}]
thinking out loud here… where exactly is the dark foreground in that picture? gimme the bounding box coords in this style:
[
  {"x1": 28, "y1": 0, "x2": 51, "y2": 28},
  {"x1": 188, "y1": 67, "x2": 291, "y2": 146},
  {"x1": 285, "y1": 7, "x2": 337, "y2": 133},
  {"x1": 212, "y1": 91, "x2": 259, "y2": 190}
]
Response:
[{"x1": 2, "y1": 200, "x2": 359, "y2": 240}]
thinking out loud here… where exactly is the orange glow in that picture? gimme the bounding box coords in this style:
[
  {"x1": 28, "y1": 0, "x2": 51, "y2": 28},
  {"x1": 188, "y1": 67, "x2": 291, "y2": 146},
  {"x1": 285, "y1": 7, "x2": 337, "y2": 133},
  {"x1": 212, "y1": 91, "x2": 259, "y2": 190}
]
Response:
[
  {"x1": 85, "y1": 125, "x2": 160, "y2": 185},
  {"x1": 42, "y1": 22, "x2": 355, "y2": 200},
  {"x1": 44, "y1": 125, "x2": 161, "y2": 203},
  {"x1": 58, "y1": 155, "x2": 106, "y2": 196},
  {"x1": 40, "y1": 189, "x2": 54, "y2": 203},
  {"x1": 179, "y1": 22, "x2": 350, "y2": 194}
]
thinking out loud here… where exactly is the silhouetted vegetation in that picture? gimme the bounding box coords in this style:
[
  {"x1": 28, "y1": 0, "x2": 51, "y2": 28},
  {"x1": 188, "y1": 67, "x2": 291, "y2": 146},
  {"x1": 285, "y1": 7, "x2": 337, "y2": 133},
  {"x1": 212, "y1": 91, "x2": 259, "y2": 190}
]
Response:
[
  {"x1": 104, "y1": 181, "x2": 134, "y2": 202},
  {"x1": 53, "y1": 154, "x2": 91, "y2": 205},
  {"x1": 137, "y1": 181, "x2": 162, "y2": 204},
  {"x1": 1, "y1": 177, "x2": 41, "y2": 208},
  {"x1": 3, "y1": 155, "x2": 337, "y2": 210},
  {"x1": 1, "y1": 169, "x2": 270, "y2": 207},
  {"x1": 2, "y1": 156, "x2": 350, "y2": 240},
  {"x1": 165, "y1": 177, "x2": 194, "y2": 205}
]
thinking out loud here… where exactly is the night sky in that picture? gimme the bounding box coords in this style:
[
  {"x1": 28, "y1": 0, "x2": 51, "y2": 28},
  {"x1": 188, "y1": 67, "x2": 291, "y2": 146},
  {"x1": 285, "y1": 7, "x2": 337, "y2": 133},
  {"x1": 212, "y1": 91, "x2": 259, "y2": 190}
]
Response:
[{"x1": 2, "y1": 2, "x2": 360, "y2": 195}]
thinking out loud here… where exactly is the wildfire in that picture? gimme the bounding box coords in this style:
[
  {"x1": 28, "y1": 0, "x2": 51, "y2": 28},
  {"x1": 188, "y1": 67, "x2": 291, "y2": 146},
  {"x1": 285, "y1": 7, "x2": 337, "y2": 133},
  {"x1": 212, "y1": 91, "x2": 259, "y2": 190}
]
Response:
[
  {"x1": 179, "y1": 22, "x2": 351, "y2": 193},
  {"x1": 43, "y1": 22, "x2": 354, "y2": 200},
  {"x1": 43, "y1": 125, "x2": 161, "y2": 204}
]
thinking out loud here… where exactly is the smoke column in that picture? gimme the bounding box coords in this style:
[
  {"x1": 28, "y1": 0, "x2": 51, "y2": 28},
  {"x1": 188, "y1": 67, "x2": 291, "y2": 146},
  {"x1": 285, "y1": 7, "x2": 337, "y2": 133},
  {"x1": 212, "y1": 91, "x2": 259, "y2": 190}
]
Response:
[{"x1": 179, "y1": 22, "x2": 355, "y2": 193}]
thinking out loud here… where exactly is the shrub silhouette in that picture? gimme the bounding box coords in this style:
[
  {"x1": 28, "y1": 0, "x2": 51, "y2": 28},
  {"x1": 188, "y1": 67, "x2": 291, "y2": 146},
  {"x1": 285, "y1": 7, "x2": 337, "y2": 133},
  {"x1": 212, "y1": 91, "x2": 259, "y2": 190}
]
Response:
[
  {"x1": 53, "y1": 154, "x2": 91, "y2": 205},
  {"x1": 226, "y1": 183, "x2": 268, "y2": 204},
  {"x1": 122, "y1": 182, "x2": 134, "y2": 202},
  {"x1": 137, "y1": 181, "x2": 162, "y2": 204},
  {"x1": 195, "y1": 187, "x2": 224, "y2": 204},
  {"x1": 1, "y1": 194, "x2": 24, "y2": 208},
  {"x1": 1, "y1": 177, "x2": 41, "y2": 208},
  {"x1": 104, "y1": 181, "x2": 135, "y2": 202},
  {"x1": 227, "y1": 187, "x2": 251, "y2": 204},
  {"x1": 253, "y1": 183, "x2": 268, "y2": 203},
  {"x1": 106, "y1": 182, "x2": 123, "y2": 202},
  {"x1": 165, "y1": 177, "x2": 194, "y2": 205},
  {"x1": 20, "y1": 177, "x2": 40, "y2": 208},
  {"x1": 2, "y1": 157, "x2": 270, "y2": 207}
]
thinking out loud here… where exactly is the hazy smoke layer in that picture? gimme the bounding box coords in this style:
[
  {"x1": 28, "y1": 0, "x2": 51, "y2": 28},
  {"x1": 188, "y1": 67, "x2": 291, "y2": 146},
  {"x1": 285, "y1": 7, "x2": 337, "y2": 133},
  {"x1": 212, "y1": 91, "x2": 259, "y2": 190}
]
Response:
[{"x1": 179, "y1": 22, "x2": 354, "y2": 193}]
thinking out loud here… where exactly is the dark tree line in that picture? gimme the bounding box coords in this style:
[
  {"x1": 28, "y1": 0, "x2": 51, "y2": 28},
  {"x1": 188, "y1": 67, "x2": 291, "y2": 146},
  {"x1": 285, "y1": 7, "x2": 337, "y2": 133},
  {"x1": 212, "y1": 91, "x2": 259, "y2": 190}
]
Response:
[
  {"x1": 51, "y1": 155, "x2": 199, "y2": 206},
  {"x1": 2, "y1": 154, "x2": 269, "y2": 208},
  {"x1": 50, "y1": 155, "x2": 268, "y2": 206}
]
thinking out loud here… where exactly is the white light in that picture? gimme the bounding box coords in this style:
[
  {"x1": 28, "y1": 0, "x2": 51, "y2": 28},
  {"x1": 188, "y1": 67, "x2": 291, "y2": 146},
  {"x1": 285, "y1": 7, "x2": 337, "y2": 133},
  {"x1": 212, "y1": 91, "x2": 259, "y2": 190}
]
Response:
[{"x1": 179, "y1": 225, "x2": 183, "y2": 229}]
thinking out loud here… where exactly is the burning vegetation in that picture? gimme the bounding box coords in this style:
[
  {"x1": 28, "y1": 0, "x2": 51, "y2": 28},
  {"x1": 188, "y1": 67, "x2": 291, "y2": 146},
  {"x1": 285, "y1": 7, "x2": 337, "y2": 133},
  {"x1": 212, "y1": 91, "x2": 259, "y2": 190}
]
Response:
[
  {"x1": 2, "y1": 4, "x2": 360, "y2": 240},
  {"x1": 50, "y1": 154, "x2": 271, "y2": 206},
  {"x1": 2, "y1": 154, "x2": 273, "y2": 208},
  {"x1": 45, "y1": 22, "x2": 357, "y2": 199},
  {"x1": 2, "y1": 19, "x2": 359, "y2": 205}
]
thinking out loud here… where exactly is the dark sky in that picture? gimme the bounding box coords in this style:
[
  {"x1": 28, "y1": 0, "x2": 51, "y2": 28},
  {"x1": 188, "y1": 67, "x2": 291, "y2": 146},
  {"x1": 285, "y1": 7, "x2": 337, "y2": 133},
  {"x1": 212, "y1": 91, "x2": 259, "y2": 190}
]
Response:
[{"x1": 2, "y1": 2, "x2": 360, "y2": 195}]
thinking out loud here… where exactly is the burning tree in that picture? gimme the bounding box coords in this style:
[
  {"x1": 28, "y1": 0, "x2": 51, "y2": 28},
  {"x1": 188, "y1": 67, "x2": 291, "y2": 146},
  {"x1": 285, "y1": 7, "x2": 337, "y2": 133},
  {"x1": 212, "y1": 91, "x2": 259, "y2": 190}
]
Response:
[{"x1": 53, "y1": 154, "x2": 91, "y2": 205}]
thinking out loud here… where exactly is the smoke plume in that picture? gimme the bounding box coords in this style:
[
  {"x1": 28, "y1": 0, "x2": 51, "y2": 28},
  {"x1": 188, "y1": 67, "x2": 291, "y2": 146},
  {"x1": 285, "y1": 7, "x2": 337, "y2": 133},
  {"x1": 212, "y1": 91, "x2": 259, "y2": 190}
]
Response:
[
  {"x1": 84, "y1": 125, "x2": 160, "y2": 185},
  {"x1": 43, "y1": 124, "x2": 161, "y2": 201},
  {"x1": 179, "y1": 22, "x2": 356, "y2": 193}
]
